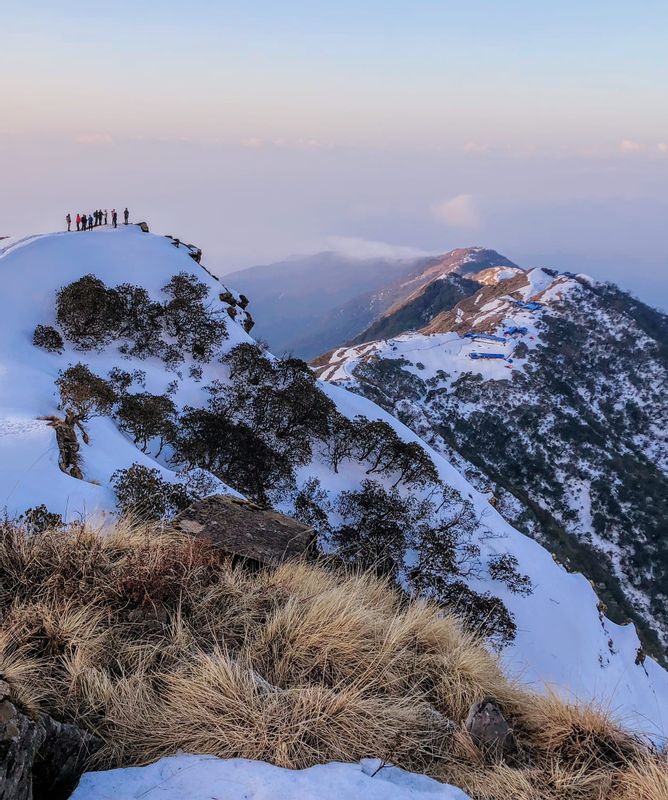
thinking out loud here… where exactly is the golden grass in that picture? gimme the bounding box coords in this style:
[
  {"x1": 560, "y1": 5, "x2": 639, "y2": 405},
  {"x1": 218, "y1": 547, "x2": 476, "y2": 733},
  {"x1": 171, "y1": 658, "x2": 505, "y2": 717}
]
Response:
[{"x1": 0, "y1": 519, "x2": 664, "y2": 800}]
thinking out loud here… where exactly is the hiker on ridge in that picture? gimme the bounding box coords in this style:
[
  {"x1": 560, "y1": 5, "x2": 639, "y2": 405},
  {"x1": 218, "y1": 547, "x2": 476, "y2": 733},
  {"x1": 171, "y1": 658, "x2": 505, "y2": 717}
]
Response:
[
  {"x1": 66, "y1": 213, "x2": 71, "y2": 232},
  {"x1": 88, "y1": 214, "x2": 93, "y2": 230},
  {"x1": 124, "y1": 207, "x2": 129, "y2": 225},
  {"x1": 75, "y1": 213, "x2": 81, "y2": 231},
  {"x1": 104, "y1": 210, "x2": 108, "y2": 225},
  {"x1": 112, "y1": 209, "x2": 117, "y2": 228}
]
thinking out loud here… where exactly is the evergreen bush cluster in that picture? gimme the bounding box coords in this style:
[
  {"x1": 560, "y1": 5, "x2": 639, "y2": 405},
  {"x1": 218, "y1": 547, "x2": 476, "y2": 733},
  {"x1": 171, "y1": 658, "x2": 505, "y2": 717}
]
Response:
[
  {"x1": 32, "y1": 324, "x2": 64, "y2": 353},
  {"x1": 53, "y1": 272, "x2": 228, "y2": 364}
]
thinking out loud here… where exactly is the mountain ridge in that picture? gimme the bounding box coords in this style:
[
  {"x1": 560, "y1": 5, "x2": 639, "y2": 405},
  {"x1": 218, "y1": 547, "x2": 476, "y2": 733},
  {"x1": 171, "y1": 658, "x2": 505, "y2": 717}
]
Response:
[
  {"x1": 314, "y1": 265, "x2": 668, "y2": 663},
  {"x1": 1, "y1": 226, "x2": 666, "y2": 738}
]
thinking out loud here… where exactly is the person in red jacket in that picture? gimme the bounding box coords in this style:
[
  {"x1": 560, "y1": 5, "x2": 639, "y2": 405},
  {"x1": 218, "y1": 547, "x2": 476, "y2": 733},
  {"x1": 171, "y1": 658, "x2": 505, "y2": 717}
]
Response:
[{"x1": 75, "y1": 213, "x2": 81, "y2": 231}]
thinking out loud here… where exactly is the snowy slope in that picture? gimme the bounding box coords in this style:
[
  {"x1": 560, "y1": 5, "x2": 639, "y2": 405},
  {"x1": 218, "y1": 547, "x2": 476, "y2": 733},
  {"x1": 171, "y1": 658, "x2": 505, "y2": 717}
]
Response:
[
  {"x1": 71, "y1": 756, "x2": 471, "y2": 800},
  {"x1": 315, "y1": 270, "x2": 552, "y2": 386},
  {"x1": 72, "y1": 755, "x2": 468, "y2": 800},
  {"x1": 0, "y1": 227, "x2": 249, "y2": 518},
  {"x1": 1, "y1": 228, "x2": 667, "y2": 739}
]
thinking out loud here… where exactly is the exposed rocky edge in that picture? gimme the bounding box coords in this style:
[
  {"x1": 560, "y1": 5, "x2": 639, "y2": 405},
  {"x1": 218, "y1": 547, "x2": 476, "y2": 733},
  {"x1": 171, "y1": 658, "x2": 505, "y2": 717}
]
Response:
[
  {"x1": 219, "y1": 290, "x2": 254, "y2": 332},
  {"x1": 0, "y1": 681, "x2": 101, "y2": 800},
  {"x1": 135, "y1": 222, "x2": 149, "y2": 233},
  {"x1": 171, "y1": 494, "x2": 315, "y2": 566}
]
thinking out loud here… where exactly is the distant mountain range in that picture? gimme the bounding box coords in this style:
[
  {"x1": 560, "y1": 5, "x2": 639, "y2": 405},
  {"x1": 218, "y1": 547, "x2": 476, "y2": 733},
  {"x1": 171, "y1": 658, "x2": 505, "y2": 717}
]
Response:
[{"x1": 225, "y1": 248, "x2": 517, "y2": 358}]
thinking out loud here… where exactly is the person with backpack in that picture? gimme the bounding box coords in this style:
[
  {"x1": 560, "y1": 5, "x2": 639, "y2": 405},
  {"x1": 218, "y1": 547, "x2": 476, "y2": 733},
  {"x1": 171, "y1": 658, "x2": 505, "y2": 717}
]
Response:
[
  {"x1": 88, "y1": 214, "x2": 93, "y2": 230},
  {"x1": 124, "y1": 207, "x2": 129, "y2": 225},
  {"x1": 112, "y1": 209, "x2": 117, "y2": 228},
  {"x1": 81, "y1": 213, "x2": 87, "y2": 231},
  {"x1": 66, "y1": 213, "x2": 71, "y2": 232}
]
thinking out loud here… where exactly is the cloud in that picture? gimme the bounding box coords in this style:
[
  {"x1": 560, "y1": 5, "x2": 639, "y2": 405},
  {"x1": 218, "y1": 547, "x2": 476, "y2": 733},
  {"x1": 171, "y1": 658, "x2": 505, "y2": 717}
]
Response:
[
  {"x1": 323, "y1": 236, "x2": 429, "y2": 260},
  {"x1": 431, "y1": 194, "x2": 480, "y2": 229},
  {"x1": 73, "y1": 132, "x2": 114, "y2": 145},
  {"x1": 658, "y1": 142, "x2": 668, "y2": 154},
  {"x1": 619, "y1": 138, "x2": 643, "y2": 153}
]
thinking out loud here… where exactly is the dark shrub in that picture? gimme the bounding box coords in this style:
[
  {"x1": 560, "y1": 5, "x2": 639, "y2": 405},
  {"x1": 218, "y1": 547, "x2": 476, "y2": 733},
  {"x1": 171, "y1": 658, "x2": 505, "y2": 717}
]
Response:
[
  {"x1": 32, "y1": 324, "x2": 64, "y2": 353},
  {"x1": 331, "y1": 480, "x2": 420, "y2": 579},
  {"x1": 293, "y1": 478, "x2": 331, "y2": 538},
  {"x1": 56, "y1": 364, "x2": 118, "y2": 424},
  {"x1": 488, "y1": 553, "x2": 533, "y2": 596},
  {"x1": 111, "y1": 463, "x2": 193, "y2": 520},
  {"x1": 172, "y1": 407, "x2": 295, "y2": 504},
  {"x1": 56, "y1": 274, "x2": 124, "y2": 349},
  {"x1": 115, "y1": 283, "x2": 164, "y2": 357},
  {"x1": 116, "y1": 392, "x2": 177, "y2": 454},
  {"x1": 19, "y1": 504, "x2": 63, "y2": 534},
  {"x1": 162, "y1": 273, "x2": 228, "y2": 361},
  {"x1": 428, "y1": 579, "x2": 517, "y2": 650}
]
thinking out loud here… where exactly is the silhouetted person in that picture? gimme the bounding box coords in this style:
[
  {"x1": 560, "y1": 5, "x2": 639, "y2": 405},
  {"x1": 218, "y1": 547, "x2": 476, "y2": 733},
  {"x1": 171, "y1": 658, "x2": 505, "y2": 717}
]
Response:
[
  {"x1": 66, "y1": 213, "x2": 71, "y2": 232},
  {"x1": 104, "y1": 209, "x2": 108, "y2": 225},
  {"x1": 112, "y1": 209, "x2": 117, "y2": 228},
  {"x1": 81, "y1": 214, "x2": 87, "y2": 231},
  {"x1": 124, "y1": 207, "x2": 129, "y2": 225},
  {"x1": 88, "y1": 214, "x2": 93, "y2": 230}
]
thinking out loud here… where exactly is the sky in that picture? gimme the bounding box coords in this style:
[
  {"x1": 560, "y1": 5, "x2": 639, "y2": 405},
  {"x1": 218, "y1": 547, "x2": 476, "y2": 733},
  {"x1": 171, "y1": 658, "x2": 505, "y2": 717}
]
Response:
[{"x1": 1, "y1": 0, "x2": 667, "y2": 307}]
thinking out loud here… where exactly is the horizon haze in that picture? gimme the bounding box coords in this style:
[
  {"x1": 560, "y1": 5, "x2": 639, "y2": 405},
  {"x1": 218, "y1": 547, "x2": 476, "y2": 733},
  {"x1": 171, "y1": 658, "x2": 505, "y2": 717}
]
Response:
[{"x1": 2, "y1": 1, "x2": 667, "y2": 308}]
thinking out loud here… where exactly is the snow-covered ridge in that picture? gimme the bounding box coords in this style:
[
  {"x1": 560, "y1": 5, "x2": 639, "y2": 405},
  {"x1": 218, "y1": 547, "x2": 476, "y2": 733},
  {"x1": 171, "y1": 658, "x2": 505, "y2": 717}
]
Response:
[
  {"x1": 314, "y1": 267, "x2": 573, "y2": 386},
  {"x1": 1, "y1": 227, "x2": 667, "y2": 739}
]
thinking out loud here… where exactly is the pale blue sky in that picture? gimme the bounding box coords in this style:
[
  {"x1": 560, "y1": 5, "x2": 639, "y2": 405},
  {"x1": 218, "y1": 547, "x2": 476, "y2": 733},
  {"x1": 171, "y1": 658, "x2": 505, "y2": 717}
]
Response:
[{"x1": 1, "y1": 1, "x2": 667, "y2": 305}]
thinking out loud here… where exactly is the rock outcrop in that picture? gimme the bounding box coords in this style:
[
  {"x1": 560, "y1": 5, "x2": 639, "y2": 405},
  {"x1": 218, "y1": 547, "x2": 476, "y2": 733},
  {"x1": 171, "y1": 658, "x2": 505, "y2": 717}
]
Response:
[
  {"x1": 464, "y1": 698, "x2": 516, "y2": 761},
  {"x1": 0, "y1": 682, "x2": 101, "y2": 800},
  {"x1": 171, "y1": 495, "x2": 315, "y2": 567}
]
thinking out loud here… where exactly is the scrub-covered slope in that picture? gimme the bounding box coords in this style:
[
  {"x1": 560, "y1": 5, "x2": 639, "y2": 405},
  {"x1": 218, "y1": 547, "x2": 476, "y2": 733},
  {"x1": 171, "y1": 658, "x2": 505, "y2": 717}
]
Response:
[
  {"x1": 314, "y1": 265, "x2": 668, "y2": 663},
  {"x1": 1, "y1": 227, "x2": 667, "y2": 739}
]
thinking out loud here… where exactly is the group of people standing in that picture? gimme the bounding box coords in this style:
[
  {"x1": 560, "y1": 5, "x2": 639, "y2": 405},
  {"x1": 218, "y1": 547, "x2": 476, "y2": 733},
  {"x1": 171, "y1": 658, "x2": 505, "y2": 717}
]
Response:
[{"x1": 65, "y1": 207, "x2": 129, "y2": 231}]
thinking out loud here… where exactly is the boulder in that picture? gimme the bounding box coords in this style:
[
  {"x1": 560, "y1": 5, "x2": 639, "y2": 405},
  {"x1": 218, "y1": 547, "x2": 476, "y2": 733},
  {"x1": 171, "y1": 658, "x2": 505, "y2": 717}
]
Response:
[
  {"x1": 0, "y1": 682, "x2": 101, "y2": 800},
  {"x1": 464, "y1": 697, "x2": 515, "y2": 761},
  {"x1": 219, "y1": 290, "x2": 236, "y2": 306},
  {"x1": 171, "y1": 495, "x2": 315, "y2": 567},
  {"x1": 135, "y1": 222, "x2": 150, "y2": 233}
]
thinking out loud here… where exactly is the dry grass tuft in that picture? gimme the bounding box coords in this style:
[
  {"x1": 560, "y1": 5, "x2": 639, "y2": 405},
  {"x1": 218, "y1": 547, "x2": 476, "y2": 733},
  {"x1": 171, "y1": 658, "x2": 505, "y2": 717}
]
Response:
[{"x1": 0, "y1": 519, "x2": 664, "y2": 800}]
